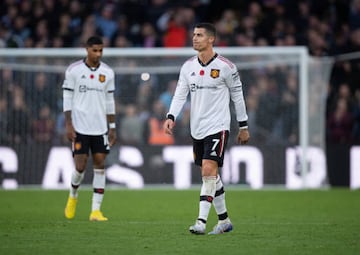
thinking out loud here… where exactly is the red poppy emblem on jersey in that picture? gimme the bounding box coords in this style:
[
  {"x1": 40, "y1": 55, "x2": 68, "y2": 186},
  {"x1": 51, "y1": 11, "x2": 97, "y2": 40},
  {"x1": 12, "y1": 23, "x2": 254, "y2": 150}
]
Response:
[
  {"x1": 90, "y1": 74, "x2": 94, "y2": 79},
  {"x1": 99, "y1": 74, "x2": 106, "y2": 83},
  {"x1": 210, "y1": 69, "x2": 220, "y2": 79},
  {"x1": 199, "y1": 70, "x2": 205, "y2": 76}
]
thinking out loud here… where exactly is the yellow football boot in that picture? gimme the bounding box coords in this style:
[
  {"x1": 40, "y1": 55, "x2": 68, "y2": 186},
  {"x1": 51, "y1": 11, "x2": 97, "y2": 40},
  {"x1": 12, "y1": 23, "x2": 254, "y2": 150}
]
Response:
[
  {"x1": 89, "y1": 210, "x2": 108, "y2": 221},
  {"x1": 64, "y1": 196, "x2": 77, "y2": 219}
]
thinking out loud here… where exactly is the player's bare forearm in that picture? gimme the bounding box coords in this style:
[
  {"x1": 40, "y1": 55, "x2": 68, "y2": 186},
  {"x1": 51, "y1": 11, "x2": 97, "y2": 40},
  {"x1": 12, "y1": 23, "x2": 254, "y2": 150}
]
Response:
[
  {"x1": 163, "y1": 119, "x2": 175, "y2": 135},
  {"x1": 237, "y1": 129, "x2": 250, "y2": 144},
  {"x1": 107, "y1": 114, "x2": 116, "y2": 124},
  {"x1": 108, "y1": 128, "x2": 117, "y2": 147},
  {"x1": 106, "y1": 114, "x2": 117, "y2": 146},
  {"x1": 64, "y1": 111, "x2": 76, "y2": 142}
]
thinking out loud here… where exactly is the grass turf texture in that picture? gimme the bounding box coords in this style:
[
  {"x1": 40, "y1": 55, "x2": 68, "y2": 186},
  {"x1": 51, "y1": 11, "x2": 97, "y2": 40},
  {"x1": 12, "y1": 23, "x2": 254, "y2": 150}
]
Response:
[{"x1": 0, "y1": 189, "x2": 359, "y2": 255}]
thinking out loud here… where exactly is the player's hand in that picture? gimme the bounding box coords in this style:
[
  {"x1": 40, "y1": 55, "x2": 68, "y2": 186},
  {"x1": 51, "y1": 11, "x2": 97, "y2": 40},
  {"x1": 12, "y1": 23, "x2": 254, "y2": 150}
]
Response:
[
  {"x1": 237, "y1": 129, "x2": 250, "y2": 144},
  {"x1": 65, "y1": 122, "x2": 76, "y2": 142},
  {"x1": 163, "y1": 119, "x2": 175, "y2": 135},
  {"x1": 108, "y1": 128, "x2": 117, "y2": 147}
]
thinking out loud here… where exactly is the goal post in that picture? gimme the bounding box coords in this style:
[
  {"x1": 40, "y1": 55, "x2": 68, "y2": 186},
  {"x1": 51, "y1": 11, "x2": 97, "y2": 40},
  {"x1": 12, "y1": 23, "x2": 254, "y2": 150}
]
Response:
[{"x1": 0, "y1": 47, "x2": 332, "y2": 189}]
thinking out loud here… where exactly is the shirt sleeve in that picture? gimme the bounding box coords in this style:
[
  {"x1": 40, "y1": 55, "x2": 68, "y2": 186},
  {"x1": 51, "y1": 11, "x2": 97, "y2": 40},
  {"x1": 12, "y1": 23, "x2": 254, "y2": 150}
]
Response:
[
  {"x1": 107, "y1": 69, "x2": 115, "y2": 93},
  {"x1": 225, "y1": 64, "x2": 248, "y2": 123},
  {"x1": 62, "y1": 67, "x2": 75, "y2": 112},
  {"x1": 167, "y1": 65, "x2": 190, "y2": 120},
  {"x1": 106, "y1": 70, "x2": 116, "y2": 114},
  {"x1": 62, "y1": 67, "x2": 75, "y2": 90}
]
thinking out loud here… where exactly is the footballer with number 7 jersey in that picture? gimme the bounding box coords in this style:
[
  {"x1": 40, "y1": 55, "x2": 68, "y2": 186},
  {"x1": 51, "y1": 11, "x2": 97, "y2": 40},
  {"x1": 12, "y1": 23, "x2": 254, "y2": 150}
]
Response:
[
  {"x1": 163, "y1": 23, "x2": 250, "y2": 234},
  {"x1": 63, "y1": 36, "x2": 116, "y2": 221}
]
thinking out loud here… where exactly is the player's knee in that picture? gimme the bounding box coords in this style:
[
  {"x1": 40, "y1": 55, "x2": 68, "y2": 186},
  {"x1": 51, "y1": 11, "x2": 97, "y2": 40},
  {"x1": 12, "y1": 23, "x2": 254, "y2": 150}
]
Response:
[
  {"x1": 201, "y1": 161, "x2": 218, "y2": 176},
  {"x1": 93, "y1": 161, "x2": 105, "y2": 169},
  {"x1": 75, "y1": 164, "x2": 86, "y2": 173}
]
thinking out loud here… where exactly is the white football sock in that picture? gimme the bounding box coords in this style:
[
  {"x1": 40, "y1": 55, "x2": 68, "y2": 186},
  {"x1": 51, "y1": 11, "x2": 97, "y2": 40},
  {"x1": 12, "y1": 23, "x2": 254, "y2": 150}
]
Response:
[
  {"x1": 92, "y1": 169, "x2": 105, "y2": 211},
  {"x1": 213, "y1": 175, "x2": 227, "y2": 217},
  {"x1": 69, "y1": 170, "x2": 84, "y2": 198},
  {"x1": 198, "y1": 176, "x2": 217, "y2": 223}
]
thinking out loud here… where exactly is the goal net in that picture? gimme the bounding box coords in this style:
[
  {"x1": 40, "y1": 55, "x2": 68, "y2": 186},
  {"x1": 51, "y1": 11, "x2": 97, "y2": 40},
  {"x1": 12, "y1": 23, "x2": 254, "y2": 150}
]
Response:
[{"x1": 0, "y1": 47, "x2": 333, "y2": 189}]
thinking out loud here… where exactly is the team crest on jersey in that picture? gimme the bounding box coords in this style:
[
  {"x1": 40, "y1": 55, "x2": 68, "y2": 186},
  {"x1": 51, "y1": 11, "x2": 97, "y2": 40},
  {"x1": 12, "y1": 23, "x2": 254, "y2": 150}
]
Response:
[
  {"x1": 74, "y1": 142, "x2": 82, "y2": 151},
  {"x1": 99, "y1": 74, "x2": 106, "y2": 83},
  {"x1": 210, "y1": 69, "x2": 220, "y2": 78}
]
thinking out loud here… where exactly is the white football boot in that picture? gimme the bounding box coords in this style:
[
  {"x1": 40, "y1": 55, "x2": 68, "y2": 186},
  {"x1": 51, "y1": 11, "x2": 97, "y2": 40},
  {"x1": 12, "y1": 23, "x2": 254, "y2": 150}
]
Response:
[
  {"x1": 208, "y1": 219, "x2": 233, "y2": 234},
  {"x1": 189, "y1": 220, "x2": 206, "y2": 235}
]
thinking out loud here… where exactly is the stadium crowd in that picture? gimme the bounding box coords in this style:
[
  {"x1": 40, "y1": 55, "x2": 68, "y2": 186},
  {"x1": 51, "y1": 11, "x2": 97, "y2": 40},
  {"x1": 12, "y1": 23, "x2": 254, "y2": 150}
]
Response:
[{"x1": 0, "y1": 0, "x2": 360, "y2": 146}]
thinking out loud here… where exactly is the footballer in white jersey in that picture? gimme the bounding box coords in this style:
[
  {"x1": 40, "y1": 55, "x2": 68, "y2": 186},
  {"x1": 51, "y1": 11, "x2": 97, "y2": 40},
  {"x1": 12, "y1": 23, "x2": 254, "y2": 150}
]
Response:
[
  {"x1": 168, "y1": 53, "x2": 248, "y2": 140},
  {"x1": 164, "y1": 23, "x2": 250, "y2": 235},
  {"x1": 62, "y1": 59, "x2": 115, "y2": 135},
  {"x1": 63, "y1": 36, "x2": 116, "y2": 222}
]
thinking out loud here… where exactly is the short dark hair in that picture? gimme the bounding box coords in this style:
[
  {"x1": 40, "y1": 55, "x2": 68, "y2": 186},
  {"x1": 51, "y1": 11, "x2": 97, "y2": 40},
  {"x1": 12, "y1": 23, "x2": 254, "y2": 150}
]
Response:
[
  {"x1": 195, "y1": 23, "x2": 216, "y2": 37},
  {"x1": 86, "y1": 36, "x2": 103, "y2": 46}
]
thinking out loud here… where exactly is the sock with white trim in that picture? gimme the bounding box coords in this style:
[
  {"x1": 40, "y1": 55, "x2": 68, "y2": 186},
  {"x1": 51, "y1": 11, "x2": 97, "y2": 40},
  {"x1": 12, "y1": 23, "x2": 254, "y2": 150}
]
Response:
[
  {"x1": 92, "y1": 168, "x2": 106, "y2": 211},
  {"x1": 213, "y1": 175, "x2": 229, "y2": 221},
  {"x1": 69, "y1": 170, "x2": 85, "y2": 198},
  {"x1": 198, "y1": 176, "x2": 217, "y2": 223}
]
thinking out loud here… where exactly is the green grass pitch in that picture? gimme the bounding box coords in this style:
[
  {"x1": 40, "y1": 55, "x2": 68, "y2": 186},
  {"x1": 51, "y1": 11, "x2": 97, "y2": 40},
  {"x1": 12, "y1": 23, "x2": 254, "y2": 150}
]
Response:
[{"x1": 0, "y1": 188, "x2": 359, "y2": 255}]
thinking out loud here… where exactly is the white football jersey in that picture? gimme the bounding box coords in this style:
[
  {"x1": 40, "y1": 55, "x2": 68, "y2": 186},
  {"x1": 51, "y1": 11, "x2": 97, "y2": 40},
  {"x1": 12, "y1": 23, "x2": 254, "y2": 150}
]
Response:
[
  {"x1": 62, "y1": 59, "x2": 115, "y2": 135},
  {"x1": 168, "y1": 54, "x2": 248, "y2": 139}
]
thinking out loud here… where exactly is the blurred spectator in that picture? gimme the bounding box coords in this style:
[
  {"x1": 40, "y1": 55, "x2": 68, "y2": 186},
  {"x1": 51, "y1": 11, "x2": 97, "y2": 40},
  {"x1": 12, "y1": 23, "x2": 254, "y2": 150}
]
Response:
[
  {"x1": 113, "y1": 15, "x2": 133, "y2": 45},
  {"x1": 32, "y1": 104, "x2": 55, "y2": 143},
  {"x1": 307, "y1": 27, "x2": 328, "y2": 56},
  {"x1": 1, "y1": 4, "x2": 18, "y2": 29},
  {"x1": 163, "y1": 8, "x2": 188, "y2": 47},
  {"x1": 0, "y1": 21, "x2": 23, "y2": 47},
  {"x1": 95, "y1": 3, "x2": 118, "y2": 44},
  {"x1": 328, "y1": 83, "x2": 354, "y2": 116},
  {"x1": 136, "y1": 81, "x2": 155, "y2": 120},
  {"x1": 0, "y1": 68, "x2": 15, "y2": 96},
  {"x1": 76, "y1": 14, "x2": 97, "y2": 46},
  {"x1": 146, "y1": 0, "x2": 170, "y2": 27},
  {"x1": 113, "y1": 34, "x2": 132, "y2": 47},
  {"x1": 42, "y1": 0, "x2": 60, "y2": 38},
  {"x1": 327, "y1": 98, "x2": 354, "y2": 144},
  {"x1": 173, "y1": 102, "x2": 192, "y2": 145},
  {"x1": 254, "y1": 73, "x2": 280, "y2": 143},
  {"x1": 54, "y1": 111, "x2": 67, "y2": 145},
  {"x1": 349, "y1": 0, "x2": 360, "y2": 30},
  {"x1": 68, "y1": 0, "x2": 86, "y2": 40},
  {"x1": 215, "y1": 9, "x2": 239, "y2": 46},
  {"x1": 7, "y1": 86, "x2": 30, "y2": 144},
  {"x1": 18, "y1": 0, "x2": 32, "y2": 18},
  {"x1": 140, "y1": 22, "x2": 162, "y2": 47},
  {"x1": 329, "y1": 25, "x2": 351, "y2": 55},
  {"x1": 119, "y1": 104, "x2": 145, "y2": 146},
  {"x1": 145, "y1": 99, "x2": 174, "y2": 145},
  {"x1": 293, "y1": 1, "x2": 310, "y2": 44},
  {"x1": 33, "y1": 19, "x2": 50, "y2": 47},
  {"x1": 55, "y1": 13, "x2": 73, "y2": 47},
  {"x1": 12, "y1": 16, "x2": 30, "y2": 46},
  {"x1": 279, "y1": 71, "x2": 299, "y2": 145},
  {"x1": 25, "y1": 72, "x2": 57, "y2": 118},
  {"x1": 159, "y1": 79, "x2": 177, "y2": 110}
]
